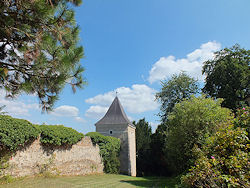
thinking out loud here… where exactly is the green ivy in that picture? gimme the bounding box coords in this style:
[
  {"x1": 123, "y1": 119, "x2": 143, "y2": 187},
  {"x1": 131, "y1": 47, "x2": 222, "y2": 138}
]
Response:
[
  {"x1": 86, "y1": 132, "x2": 120, "y2": 174},
  {"x1": 0, "y1": 115, "x2": 40, "y2": 151},
  {"x1": 0, "y1": 116, "x2": 84, "y2": 149},
  {"x1": 40, "y1": 125, "x2": 84, "y2": 146}
]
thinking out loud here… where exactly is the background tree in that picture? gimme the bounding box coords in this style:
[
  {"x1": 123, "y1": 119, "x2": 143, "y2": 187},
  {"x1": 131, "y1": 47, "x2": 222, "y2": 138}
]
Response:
[
  {"x1": 152, "y1": 72, "x2": 199, "y2": 176},
  {"x1": 0, "y1": 0, "x2": 85, "y2": 111},
  {"x1": 150, "y1": 123, "x2": 169, "y2": 176},
  {"x1": 156, "y1": 72, "x2": 199, "y2": 123},
  {"x1": 133, "y1": 118, "x2": 152, "y2": 176},
  {"x1": 202, "y1": 44, "x2": 250, "y2": 111}
]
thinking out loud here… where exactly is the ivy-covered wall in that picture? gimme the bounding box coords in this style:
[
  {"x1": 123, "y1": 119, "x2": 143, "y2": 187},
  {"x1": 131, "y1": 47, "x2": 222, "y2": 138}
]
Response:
[{"x1": 0, "y1": 115, "x2": 103, "y2": 177}]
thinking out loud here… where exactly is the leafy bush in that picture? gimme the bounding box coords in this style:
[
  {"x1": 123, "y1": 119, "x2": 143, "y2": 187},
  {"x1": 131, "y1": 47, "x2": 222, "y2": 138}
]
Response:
[
  {"x1": 234, "y1": 106, "x2": 249, "y2": 136},
  {"x1": 0, "y1": 115, "x2": 40, "y2": 151},
  {"x1": 0, "y1": 174, "x2": 15, "y2": 184},
  {"x1": 164, "y1": 96, "x2": 233, "y2": 174},
  {"x1": 0, "y1": 115, "x2": 84, "y2": 149},
  {"x1": 182, "y1": 124, "x2": 249, "y2": 187},
  {"x1": 40, "y1": 125, "x2": 84, "y2": 146},
  {"x1": 86, "y1": 132, "x2": 120, "y2": 174}
]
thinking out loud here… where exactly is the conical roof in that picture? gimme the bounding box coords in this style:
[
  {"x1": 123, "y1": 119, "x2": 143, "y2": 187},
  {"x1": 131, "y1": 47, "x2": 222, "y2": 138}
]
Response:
[{"x1": 95, "y1": 97, "x2": 133, "y2": 126}]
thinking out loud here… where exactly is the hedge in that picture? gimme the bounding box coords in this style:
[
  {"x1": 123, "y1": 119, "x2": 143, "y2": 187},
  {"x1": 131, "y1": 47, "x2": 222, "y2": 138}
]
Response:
[
  {"x1": 39, "y1": 124, "x2": 84, "y2": 146},
  {"x1": 0, "y1": 115, "x2": 84, "y2": 151},
  {"x1": 0, "y1": 115, "x2": 40, "y2": 151},
  {"x1": 86, "y1": 132, "x2": 120, "y2": 174}
]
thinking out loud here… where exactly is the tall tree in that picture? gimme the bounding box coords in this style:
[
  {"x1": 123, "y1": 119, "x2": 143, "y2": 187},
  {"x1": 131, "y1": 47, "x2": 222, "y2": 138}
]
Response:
[
  {"x1": 133, "y1": 118, "x2": 152, "y2": 176},
  {"x1": 150, "y1": 123, "x2": 169, "y2": 176},
  {"x1": 202, "y1": 44, "x2": 250, "y2": 111},
  {"x1": 0, "y1": 0, "x2": 85, "y2": 111},
  {"x1": 156, "y1": 72, "x2": 199, "y2": 123}
]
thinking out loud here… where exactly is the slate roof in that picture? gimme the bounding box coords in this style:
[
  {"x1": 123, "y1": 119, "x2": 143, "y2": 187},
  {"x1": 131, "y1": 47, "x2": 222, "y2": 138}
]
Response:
[{"x1": 95, "y1": 97, "x2": 134, "y2": 126}]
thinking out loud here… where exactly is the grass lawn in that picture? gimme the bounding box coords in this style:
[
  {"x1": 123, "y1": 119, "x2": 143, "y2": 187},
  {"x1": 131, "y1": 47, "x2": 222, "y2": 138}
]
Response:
[{"x1": 0, "y1": 174, "x2": 180, "y2": 188}]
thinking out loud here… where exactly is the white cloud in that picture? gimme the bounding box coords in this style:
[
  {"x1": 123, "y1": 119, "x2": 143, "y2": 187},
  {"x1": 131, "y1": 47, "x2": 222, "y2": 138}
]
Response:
[
  {"x1": 0, "y1": 90, "x2": 39, "y2": 116},
  {"x1": 85, "y1": 105, "x2": 109, "y2": 119},
  {"x1": 148, "y1": 41, "x2": 221, "y2": 83},
  {"x1": 50, "y1": 105, "x2": 79, "y2": 117},
  {"x1": 127, "y1": 116, "x2": 134, "y2": 122},
  {"x1": 74, "y1": 116, "x2": 86, "y2": 123},
  {"x1": 0, "y1": 89, "x2": 85, "y2": 123},
  {"x1": 50, "y1": 105, "x2": 85, "y2": 123},
  {"x1": 85, "y1": 84, "x2": 159, "y2": 119}
]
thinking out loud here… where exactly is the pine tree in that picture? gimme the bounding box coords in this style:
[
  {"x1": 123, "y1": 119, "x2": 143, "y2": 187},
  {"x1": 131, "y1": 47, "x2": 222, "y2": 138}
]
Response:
[{"x1": 0, "y1": 0, "x2": 85, "y2": 111}]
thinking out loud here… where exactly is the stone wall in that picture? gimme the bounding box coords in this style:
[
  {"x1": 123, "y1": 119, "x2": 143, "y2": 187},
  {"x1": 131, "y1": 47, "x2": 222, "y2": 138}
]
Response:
[
  {"x1": 128, "y1": 126, "x2": 136, "y2": 177},
  {"x1": 4, "y1": 136, "x2": 103, "y2": 177}
]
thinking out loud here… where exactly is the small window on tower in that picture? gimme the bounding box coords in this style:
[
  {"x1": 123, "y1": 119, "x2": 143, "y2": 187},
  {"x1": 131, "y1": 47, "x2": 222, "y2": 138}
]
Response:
[{"x1": 109, "y1": 130, "x2": 113, "y2": 135}]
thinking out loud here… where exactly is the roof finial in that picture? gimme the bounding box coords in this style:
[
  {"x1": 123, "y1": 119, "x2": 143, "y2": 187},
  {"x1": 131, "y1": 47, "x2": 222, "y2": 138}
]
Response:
[{"x1": 116, "y1": 91, "x2": 118, "y2": 97}]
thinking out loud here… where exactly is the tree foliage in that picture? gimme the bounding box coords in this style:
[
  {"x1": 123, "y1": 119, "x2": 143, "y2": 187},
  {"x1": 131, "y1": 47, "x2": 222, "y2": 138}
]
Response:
[
  {"x1": 133, "y1": 118, "x2": 152, "y2": 176},
  {"x1": 86, "y1": 132, "x2": 120, "y2": 174},
  {"x1": 156, "y1": 72, "x2": 199, "y2": 123},
  {"x1": 164, "y1": 96, "x2": 233, "y2": 174},
  {"x1": 149, "y1": 124, "x2": 169, "y2": 176},
  {"x1": 202, "y1": 44, "x2": 250, "y2": 111},
  {"x1": 0, "y1": 0, "x2": 85, "y2": 111}
]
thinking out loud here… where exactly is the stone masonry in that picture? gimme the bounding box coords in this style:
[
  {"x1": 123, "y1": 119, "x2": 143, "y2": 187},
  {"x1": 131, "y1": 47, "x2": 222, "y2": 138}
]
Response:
[{"x1": 4, "y1": 137, "x2": 103, "y2": 177}]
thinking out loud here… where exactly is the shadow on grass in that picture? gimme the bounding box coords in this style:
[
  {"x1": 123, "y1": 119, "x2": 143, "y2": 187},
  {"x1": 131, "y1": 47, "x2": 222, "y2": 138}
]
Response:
[{"x1": 120, "y1": 176, "x2": 180, "y2": 188}]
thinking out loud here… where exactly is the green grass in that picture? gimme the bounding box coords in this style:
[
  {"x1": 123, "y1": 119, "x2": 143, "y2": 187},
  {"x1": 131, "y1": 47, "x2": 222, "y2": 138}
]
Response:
[{"x1": 0, "y1": 174, "x2": 180, "y2": 188}]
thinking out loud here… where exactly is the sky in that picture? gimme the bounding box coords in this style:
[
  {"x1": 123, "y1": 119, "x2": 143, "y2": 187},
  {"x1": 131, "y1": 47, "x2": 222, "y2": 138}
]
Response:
[{"x1": 1, "y1": 0, "x2": 250, "y2": 133}]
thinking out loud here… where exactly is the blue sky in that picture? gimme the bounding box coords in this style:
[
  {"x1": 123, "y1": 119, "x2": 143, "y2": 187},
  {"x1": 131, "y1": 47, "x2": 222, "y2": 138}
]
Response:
[{"x1": 1, "y1": 0, "x2": 250, "y2": 133}]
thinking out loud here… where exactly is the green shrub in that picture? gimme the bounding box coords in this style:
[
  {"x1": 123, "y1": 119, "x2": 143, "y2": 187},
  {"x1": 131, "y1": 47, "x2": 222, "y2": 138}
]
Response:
[
  {"x1": 86, "y1": 132, "x2": 120, "y2": 174},
  {"x1": 40, "y1": 124, "x2": 84, "y2": 146},
  {"x1": 234, "y1": 106, "x2": 249, "y2": 136},
  {"x1": 182, "y1": 124, "x2": 249, "y2": 187},
  {"x1": 164, "y1": 96, "x2": 233, "y2": 174},
  {"x1": 0, "y1": 115, "x2": 40, "y2": 151},
  {"x1": 0, "y1": 174, "x2": 15, "y2": 184},
  {"x1": 0, "y1": 115, "x2": 84, "y2": 148}
]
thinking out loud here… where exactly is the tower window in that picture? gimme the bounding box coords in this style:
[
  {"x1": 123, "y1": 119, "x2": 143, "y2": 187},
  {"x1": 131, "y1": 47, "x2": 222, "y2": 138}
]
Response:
[{"x1": 109, "y1": 130, "x2": 113, "y2": 135}]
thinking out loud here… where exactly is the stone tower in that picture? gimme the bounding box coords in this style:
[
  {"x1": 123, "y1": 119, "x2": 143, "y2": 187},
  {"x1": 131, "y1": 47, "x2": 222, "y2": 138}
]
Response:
[{"x1": 95, "y1": 96, "x2": 136, "y2": 176}]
